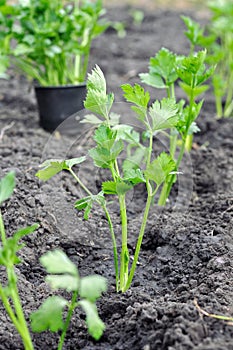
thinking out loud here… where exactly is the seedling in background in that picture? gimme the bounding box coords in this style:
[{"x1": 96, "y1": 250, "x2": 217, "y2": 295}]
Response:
[
  {"x1": 181, "y1": 5, "x2": 233, "y2": 118},
  {"x1": 0, "y1": 172, "x2": 106, "y2": 350},
  {"x1": 140, "y1": 48, "x2": 214, "y2": 205},
  {"x1": 37, "y1": 65, "x2": 178, "y2": 292}
]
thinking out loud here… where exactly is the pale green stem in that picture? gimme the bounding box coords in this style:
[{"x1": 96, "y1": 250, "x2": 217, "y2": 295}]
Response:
[
  {"x1": 102, "y1": 205, "x2": 119, "y2": 291},
  {"x1": 69, "y1": 168, "x2": 119, "y2": 288},
  {"x1": 0, "y1": 210, "x2": 33, "y2": 349},
  {"x1": 158, "y1": 137, "x2": 186, "y2": 206},
  {"x1": 0, "y1": 209, "x2": 6, "y2": 244},
  {"x1": 119, "y1": 194, "x2": 129, "y2": 291},
  {"x1": 7, "y1": 268, "x2": 34, "y2": 350},
  {"x1": 0, "y1": 283, "x2": 21, "y2": 335},
  {"x1": 69, "y1": 168, "x2": 93, "y2": 196},
  {"x1": 58, "y1": 291, "x2": 78, "y2": 350},
  {"x1": 124, "y1": 182, "x2": 156, "y2": 291}
]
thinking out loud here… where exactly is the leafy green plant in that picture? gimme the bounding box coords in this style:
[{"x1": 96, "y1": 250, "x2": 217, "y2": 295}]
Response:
[
  {"x1": 0, "y1": 172, "x2": 38, "y2": 350},
  {"x1": 181, "y1": 3, "x2": 233, "y2": 118},
  {"x1": 140, "y1": 48, "x2": 214, "y2": 205},
  {"x1": 31, "y1": 249, "x2": 107, "y2": 350},
  {"x1": 0, "y1": 0, "x2": 14, "y2": 78},
  {"x1": 0, "y1": 172, "x2": 107, "y2": 349},
  {"x1": 36, "y1": 65, "x2": 180, "y2": 292},
  {"x1": 1, "y1": 0, "x2": 115, "y2": 86}
]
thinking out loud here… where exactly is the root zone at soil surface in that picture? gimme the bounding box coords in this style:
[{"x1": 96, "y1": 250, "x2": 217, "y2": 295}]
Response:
[{"x1": 0, "y1": 5, "x2": 233, "y2": 350}]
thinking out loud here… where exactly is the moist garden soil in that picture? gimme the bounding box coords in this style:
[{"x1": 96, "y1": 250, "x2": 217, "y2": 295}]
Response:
[{"x1": 0, "y1": 6, "x2": 233, "y2": 350}]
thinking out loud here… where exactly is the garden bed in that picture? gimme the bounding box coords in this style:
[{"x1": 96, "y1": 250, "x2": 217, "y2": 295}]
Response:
[{"x1": 0, "y1": 6, "x2": 233, "y2": 350}]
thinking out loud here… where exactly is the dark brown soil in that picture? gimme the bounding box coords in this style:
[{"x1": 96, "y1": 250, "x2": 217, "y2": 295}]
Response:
[{"x1": 0, "y1": 6, "x2": 233, "y2": 350}]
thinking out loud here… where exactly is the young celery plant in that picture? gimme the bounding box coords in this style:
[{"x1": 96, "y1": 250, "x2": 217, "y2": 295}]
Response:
[
  {"x1": 30, "y1": 250, "x2": 107, "y2": 350},
  {"x1": 181, "y1": 10, "x2": 233, "y2": 118},
  {"x1": 139, "y1": 48, "x2": 179, "y2": 158},
  {"x1": 158, "y1": 50, "x2": 214, "y2": 205},
  {"x1": 0, "y1": 172, "x2": 39, "y2": 350},
  {"x1": 37, "y1": 66, "x2": 178, "y2": 292}
]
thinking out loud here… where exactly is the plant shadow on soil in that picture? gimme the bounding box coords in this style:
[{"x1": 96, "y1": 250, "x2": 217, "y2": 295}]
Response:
[{"x1": 0, "y1": 6, "x2": 233, "y2": 350}]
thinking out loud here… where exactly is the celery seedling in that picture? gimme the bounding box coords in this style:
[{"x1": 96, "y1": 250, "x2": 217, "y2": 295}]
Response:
[
  {"x1": 37, "y1": 66, "x2": 178, "y2": 292},
  {"x1": 181, "y1": 7, "x2": 233, "y2": 118},
  {"x1": 31, "y1": 250, "x2": 107, "y2": 349},
  {"x1": 158, "y1": 50, "x2": 214, "y2": 205},
  {"x1": 0, "y1": 172, "x2": 38, "y2": 350},
  {"x1": 140, "y1": 48, "x2": 214, "y2": 205}
]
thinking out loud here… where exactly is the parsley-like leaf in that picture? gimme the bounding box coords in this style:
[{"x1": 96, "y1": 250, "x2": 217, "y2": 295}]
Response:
[
  {"x1": 36, "y1": 157, "x2": 86, "y2": 181},
  {"x1": 140, "y1": 47, "x2": 178, "y2": 88},
  {"x1": 121, "y1": 83, "x2": 150, "y2": 121},
  {"x1": 79, "y1": 275, "x2": 107, "y2": 302},
  {"x1": 144, "y1": 152, "x2": 176, "y2": 186},
  {"x1": 30, "y1": 296, "x2": 67, "y2": 332},
  {"x1": 75, "y1": 193, "x2": 105, "y2": 220},
  {"x1": 149, "y1": 98, "x2": 178, "y2": 131},
  {"x1": 84, "y1": 65, "x2": 114, "y2": 118},
  {"x1": 79, "y1": 300, "x2": 105, "y2": 340},
  {"x1": 40, "y1": 250, "x2": 78, "y2": 277},
  {"x1": 46, "y1": 275, "x2": 79, "y2": 292}
]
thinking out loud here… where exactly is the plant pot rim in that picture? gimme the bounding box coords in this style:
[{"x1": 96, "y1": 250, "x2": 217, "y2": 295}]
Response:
[{"x1": 34, "y1": 83, "x2": 86, "y2": 90}]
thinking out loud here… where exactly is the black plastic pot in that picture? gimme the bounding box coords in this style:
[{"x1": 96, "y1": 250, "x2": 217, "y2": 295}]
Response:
[{"x1": 35, "y1": 84, "x2": 86, "y2": 132}]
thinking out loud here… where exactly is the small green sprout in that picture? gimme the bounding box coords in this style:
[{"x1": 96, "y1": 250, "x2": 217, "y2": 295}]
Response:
[{"x1": 31, "y1": 249, "x2": 107, "y2": 349}]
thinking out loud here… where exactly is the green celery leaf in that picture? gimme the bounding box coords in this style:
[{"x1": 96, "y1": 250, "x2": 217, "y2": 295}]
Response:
[
  {"x1": 0, "y1": 223, "x2": 38, "y2": 266},
  {"x1": 102, "y1": 180, "x2": 133, "y2": 195},
  {"x1": 14, "y1": 223, "x2": 39, "y2": 241},
  {"x1": 149, "y1": 98, "x2": 178, "y2": 131},
  {"x1": 144, "y1": 152, "x2": 176, "y2": 186},
  {"x1": 75, "y1": 193, "x2": 105, "y2": 220},
  {"x1": 65, "y1": 157, "x2": 86, "y2": 169},
  {"x1": 84, "y1": 65, "x2": 114, "y2": 118},
  {"x1": 181, "y1": 16, "x2": 204, "y2": 46},
  {"x1": 121, "y1": 83, "x2": 150, "y2": 107},
  {"x1": 102, "y1": 181, "x2": 117, "y2": 195},
  {"x1": 75, "y1": 196, "x2": 92, "y2": 210},
  {"x1": 179, "y1": 82, "x2": 209, "y2": 99},
  {"x1": 46, "y1": 275, "x2": 79, "y2": 292},
  {"x1": 140, "y1": 48, "x2": 178, "y2": 88},
  {"x1": 40, "y1": 250, "x2": 78, "y2": 277},
  {"x1": 123, "y1": 168, "x2": 146, "y2": 184},
  {"x1": 122, "y1": 147, "x2": 147, "y2": 172},
  {"x1": 30, "y1": 296, "x2": 67, "y2": 332},
  {"x1": 93, "y1": 124, "x2": 116, "y2": 147},
  {"x1": 139, "y1": 72, "x2": 166, "y2": 89},
  {"x1": 36, "y1": 159, "x2": 66, "y2": 180},
  {"x1": 0, "y1": 172, "x2": 15, "y2": 205},
  {"x1": 109, "y1": 112, "x2": 121, "y2": 126},
  {"x1": 0, "y1": 238, "x2": 22, "y2": 266},
  {"x1": 121, "y1": 83, "x2": 150, "y2": 121},
  {"x1": 80, "y1": 114, "x2": 103, "y2": 124},
  {"x1": 188, "y1": 122, "x2": 200, "y2": 135},
  {"x1": 79, "y1": 300, "x2": 105, "y2": 340},
  {"x1": 80, "y1": 275, "x2": 107, "y2": 302},
  {"x1": 114, "y1": 125, "x2": 140, "y2": 145},
  {"x1": 116, "y1": 181, "x2": 133, "y2": 195},
  {"x1": 89, "y1": 139, "x2": 124, "y2": 168},
  {"x1": 36, "y1": 157, "x2": 86, "y2": 181}
]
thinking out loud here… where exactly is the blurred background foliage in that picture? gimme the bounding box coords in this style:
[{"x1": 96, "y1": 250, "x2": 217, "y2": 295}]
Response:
[{"x1": 104, "y1": 0, "x2": 208, "y2": 11}]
